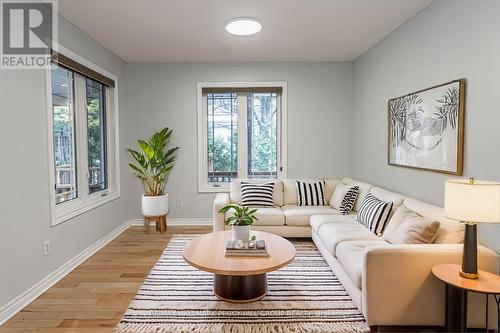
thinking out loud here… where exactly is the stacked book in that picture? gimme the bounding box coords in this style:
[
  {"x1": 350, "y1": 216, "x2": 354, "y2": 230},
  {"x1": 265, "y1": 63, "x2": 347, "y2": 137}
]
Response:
[{"x1": 225, "y1": 240, "x2": 269, "y2": 257}]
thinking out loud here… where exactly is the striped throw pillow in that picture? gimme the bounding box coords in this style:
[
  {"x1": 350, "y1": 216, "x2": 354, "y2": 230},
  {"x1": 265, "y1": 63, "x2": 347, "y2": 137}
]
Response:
[
  {"x1": 339, "y1": 186, "x2": 359, "y2": 215},
  {"x1": 241, "y1": 182, "x2": 275, "y2": 207},
  {"x1": 356, "y1": 193, "x2": 393, "y2": 236},
  {"x1": 296, "y1": 180, "x2": 326, "y2": 206}
]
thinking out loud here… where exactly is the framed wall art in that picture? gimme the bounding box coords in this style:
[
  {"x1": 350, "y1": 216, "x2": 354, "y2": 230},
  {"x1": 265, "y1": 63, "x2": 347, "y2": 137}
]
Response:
[{"x1": 388, "y1": 79, "x2": 465, "y2": 175}]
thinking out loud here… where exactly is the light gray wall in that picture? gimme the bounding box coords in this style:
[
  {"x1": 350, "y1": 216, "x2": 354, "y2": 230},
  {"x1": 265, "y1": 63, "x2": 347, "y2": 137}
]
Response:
[
  {"x1": 2, "y1": 0, "x2": 498, "y2": 313},
  {"x1": 351, "y1": 0, "x2": 500, "y2": 252},
  {"x1": 0, "y1": 15, "x2": 134, "y2": 307},
  {"x1": 123, "y1": 63, "x2": 353, "y2": 219}
]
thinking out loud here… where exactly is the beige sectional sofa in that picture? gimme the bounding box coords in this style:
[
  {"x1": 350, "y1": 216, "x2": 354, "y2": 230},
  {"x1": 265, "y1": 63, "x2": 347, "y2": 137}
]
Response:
[
  {"x1": 212, "y1": 177, "x2": 500, "y2": 328},
  {"x1": 213, "y1": 178, "x2": 341, "y2": 237}
]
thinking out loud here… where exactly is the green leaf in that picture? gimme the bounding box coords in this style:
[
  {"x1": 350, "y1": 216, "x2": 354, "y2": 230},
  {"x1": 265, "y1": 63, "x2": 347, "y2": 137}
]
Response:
[
  {"x1": 127, "y1": 149, "x2": 146, "y2": 167},
  {"x1": 219, "y1": 204, "x2": 240, "y2": 213},
  {"x1": 137, "y1": 140, "x2": 154, "y2": 160},
  {"x1": 224, "y1": 216, "x2": 236, "y2": 225},
  {"x1": 128, "y1": 163, "x2": 144, "y2": 174}
]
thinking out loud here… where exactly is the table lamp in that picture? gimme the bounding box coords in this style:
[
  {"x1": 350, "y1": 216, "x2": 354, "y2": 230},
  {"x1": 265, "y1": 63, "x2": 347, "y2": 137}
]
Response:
[{"x1": 444, "y1": 178, "x2": 500, "y2": 279}]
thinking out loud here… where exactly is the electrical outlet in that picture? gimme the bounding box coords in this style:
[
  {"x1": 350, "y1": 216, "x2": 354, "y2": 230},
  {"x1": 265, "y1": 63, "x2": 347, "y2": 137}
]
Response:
[
  {"x1": 43, "y1": 240, "x2": 51, "y2": 256},
  {"x1": 177, "y1": 199, "x2": 183, "y2": 207}
]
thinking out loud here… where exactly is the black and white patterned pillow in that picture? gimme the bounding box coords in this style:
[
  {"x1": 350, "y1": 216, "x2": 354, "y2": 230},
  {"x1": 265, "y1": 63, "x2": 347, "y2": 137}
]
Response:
[
  {"x1": 339, "y1": 186, "x2": 359, "y2": 215},
  {"x1": 241, "y1": 182, "x2": 275, "y2": 207},
  {"x1": 356, "y1": 193, "x2": 393, "y2": 236},
  {"x1": 296, "y1": 180, "x2": 326, "y2": 206}
]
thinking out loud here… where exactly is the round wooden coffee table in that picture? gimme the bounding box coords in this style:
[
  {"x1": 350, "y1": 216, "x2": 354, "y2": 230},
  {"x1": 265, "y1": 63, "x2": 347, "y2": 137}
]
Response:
[{"x1": 183, "y1": 230, "x2": 296, "y2": 303}]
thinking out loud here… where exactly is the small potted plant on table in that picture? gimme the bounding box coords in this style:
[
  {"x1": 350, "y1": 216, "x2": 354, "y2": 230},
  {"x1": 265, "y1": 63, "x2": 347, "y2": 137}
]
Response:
[{"x1": 219, "y1": 204, "x2": 258, "y2": 241}]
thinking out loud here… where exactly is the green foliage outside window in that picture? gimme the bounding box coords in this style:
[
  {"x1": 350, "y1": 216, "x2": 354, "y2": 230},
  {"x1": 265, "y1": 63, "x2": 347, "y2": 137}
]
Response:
[
  {"x1": 207, "y1": 93, "x2": 278, "y2": 177},
  {"x1": 87, "y1": 99, "x2": 102, "y2": 167}
]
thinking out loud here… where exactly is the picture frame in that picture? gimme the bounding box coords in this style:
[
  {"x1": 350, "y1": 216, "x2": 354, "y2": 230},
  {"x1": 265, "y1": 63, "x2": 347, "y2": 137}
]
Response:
[{"x1": 387, "y1": 79, "x2": 465, "y2": 175}]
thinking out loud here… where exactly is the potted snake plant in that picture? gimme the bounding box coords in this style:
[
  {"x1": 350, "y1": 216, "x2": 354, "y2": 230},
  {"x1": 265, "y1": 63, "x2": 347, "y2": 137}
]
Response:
[
  {"x1": 219, "y1": 204, "x2": 259, "y2": 241},
  {"x1": 127, "y1": 128, "x2": 179, "y2": 216}
]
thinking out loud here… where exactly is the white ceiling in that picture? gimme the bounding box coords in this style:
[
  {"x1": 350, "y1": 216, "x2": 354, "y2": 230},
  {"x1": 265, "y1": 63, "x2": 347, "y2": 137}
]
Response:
[{"x1": 58, "y1": 0, "x2": 433, "y2": 63}]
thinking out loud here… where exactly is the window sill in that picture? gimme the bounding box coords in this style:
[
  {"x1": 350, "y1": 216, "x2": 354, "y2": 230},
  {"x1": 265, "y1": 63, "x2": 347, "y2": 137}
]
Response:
[
  {"x1": 198, "y1": 186, "x2": 230, "y2": 194},
  {"x1": 52, "y1": 191, "x2": 120, "y2": 226}
]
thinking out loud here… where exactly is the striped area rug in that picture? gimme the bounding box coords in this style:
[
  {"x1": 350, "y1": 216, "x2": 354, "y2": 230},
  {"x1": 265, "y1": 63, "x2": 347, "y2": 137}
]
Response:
[{"x1": 115, "y1": 235, "x2": 369, "y2": 333}]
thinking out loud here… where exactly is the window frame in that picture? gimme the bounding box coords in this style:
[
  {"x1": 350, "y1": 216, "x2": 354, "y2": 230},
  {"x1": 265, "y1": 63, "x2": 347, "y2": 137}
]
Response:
[
  {"x1": 196, "y1": 81, "x2": 287, "y2": 193},
  {"x1": 50, "y1": 65, "x2": 78, "y2": 204},
  {"x1": 46, "y1": 45, "x2": 120, "y2": 226},
  {"x1": 85, "y1": 77, "x2": 108, "y2": 194}
]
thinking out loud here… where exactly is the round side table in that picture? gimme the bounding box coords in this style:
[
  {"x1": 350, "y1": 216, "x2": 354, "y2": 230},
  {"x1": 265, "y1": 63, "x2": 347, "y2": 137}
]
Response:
[{"x1": 432, "y1": 264, "x2": 500, "y2": 332}]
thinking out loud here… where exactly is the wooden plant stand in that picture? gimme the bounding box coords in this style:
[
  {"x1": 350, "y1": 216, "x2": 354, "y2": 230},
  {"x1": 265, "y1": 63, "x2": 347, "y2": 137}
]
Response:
[{"x1": 144, "y1": 215, "x2": 167, "y2": 234}]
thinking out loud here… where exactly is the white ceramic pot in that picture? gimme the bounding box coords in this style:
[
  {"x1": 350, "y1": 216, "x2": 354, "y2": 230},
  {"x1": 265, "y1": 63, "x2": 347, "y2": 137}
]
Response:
[
  {"x1": 232, "y1": 225, "x2": 250, "y2": 241},
  {"x1": 141, "y1": 194, "x2": 169, "y2": 216}
]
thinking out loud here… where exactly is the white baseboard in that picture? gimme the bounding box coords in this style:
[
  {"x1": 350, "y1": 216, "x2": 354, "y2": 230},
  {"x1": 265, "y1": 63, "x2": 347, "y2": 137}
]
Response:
[
  {"x1": 0, "y1": 221, "x2": 130, "y2": 326},
  {"x1": 0, "y1": 217, "x2": 211, "y2": 325},
  {"x1": 129, "y1": 217, "x2": 212, "y2": 227}
]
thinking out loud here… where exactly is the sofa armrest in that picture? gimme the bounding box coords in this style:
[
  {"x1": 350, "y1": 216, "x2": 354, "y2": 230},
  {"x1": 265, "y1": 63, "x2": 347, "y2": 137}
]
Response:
[
  {"x1": 362, "y1": 244, "x2": 499, "y2": 326},
  {"x1": 213, "y1": 193, "x2": 230, "y2": 232}
]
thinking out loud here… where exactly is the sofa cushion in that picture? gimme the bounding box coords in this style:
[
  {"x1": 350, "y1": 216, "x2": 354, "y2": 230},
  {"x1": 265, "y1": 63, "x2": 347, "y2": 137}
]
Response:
[
  {"x1": 317, "y1": 221, "x2": 380, "y2": 255},
  {"x1": 283, "y1": 179, "x2": 339, "y2": 205},
  {"x1": 310, "y1": 214, "x2": 355, "y2": 233},
  {"x1": 230, "y1": 179, "x2": 284, "y2": 207},
  {"x1": 342, "y1": 178, "x2": 373, "y2": 211},
  {"x1": 403, "y1": 198, "x2": 464, "y2": 244},
  {"x1": 226, "y1": 207, "x2": 285, "y2": 226},
  {"x1": 370, "y1": 187, "x2": 405, "y2": 212},
  {"x1": 336, "y1": 240, "x2": 389, "y2": 289},
  {"x1": 384, "y1": 205, "x2": 441, "y2": 244},
  {"x1": 282, "y1": 205, "x2": 338, "y2": 226}
]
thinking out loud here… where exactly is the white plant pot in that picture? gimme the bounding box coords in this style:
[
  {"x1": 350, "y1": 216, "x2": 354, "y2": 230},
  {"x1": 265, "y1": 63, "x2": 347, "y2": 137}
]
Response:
[
  {"x1": 141, "y1": 194, "x2": 169, "y2": 216},
  {"x1": 232, "y1": 225, "x2": 250, "y2": 241}
]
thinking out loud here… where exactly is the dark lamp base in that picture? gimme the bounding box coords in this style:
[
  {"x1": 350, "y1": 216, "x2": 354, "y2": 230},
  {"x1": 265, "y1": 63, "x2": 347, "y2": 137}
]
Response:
[{"x1": 461, "y1": 222, "x2": 478, "y2": 280}]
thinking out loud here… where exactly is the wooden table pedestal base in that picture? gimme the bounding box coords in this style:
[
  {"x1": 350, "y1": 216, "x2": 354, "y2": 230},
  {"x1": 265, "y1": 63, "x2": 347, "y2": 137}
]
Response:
[{"x1": 214, "y1": 273, "x2": 267, "y2": 303}]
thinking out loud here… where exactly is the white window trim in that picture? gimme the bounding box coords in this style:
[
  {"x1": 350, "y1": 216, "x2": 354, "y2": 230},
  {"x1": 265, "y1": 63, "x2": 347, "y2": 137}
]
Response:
[
  {"x1": 46, "y1": 44, "x2": 121, "y2": 226},
  {"x1": 196, "y1": 81, "x2": 288, "y2": 193}
]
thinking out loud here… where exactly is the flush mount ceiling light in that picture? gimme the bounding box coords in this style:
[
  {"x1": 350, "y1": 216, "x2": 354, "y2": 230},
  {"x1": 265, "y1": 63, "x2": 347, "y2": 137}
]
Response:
[{"x1": 225, "y1": 18, "x2": 262, "y2": 36}]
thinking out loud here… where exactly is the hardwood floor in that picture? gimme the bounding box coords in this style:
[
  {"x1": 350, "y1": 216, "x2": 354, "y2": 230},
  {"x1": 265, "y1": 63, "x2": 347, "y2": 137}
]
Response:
[{"x1": 0, "y1": 226, "x2": 211, "y2": 333}]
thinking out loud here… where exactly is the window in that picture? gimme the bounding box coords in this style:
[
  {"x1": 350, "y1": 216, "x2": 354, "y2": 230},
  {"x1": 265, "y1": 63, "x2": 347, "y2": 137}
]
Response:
[
  {"x1": 47, "y1": 48, "x2": 119, "y2": 225},
  {"x1": 51, "y1": 65, "x2": 77, "y2": 204},
  {"x1": 247, "y1": 93, "x2": 279, "y2": 179},
  {"x1": 198, "y1": 83, "x2": 287, "y2": 192},
  {"x1": 86, "y1": 78, "x2": 107, "y2": 194},
  {"x1": 207, "y1": 93, "x2": 238, "y2": 183}
]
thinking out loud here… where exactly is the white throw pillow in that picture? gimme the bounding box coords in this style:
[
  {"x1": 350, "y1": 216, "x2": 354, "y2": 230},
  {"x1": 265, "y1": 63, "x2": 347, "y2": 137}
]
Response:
[
  {"x1": 384, "y1": 206, "x2": 441, "y2": 244},
  {"x1": 330, "y1": 183, "x2": 348, "y2": 210}
]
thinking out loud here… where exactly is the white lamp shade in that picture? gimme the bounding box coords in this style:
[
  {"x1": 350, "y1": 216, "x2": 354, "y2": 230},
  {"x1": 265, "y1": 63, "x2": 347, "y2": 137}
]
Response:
[{"x1": 445, "y1": 179, "x2": 500, "y2": 223}]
